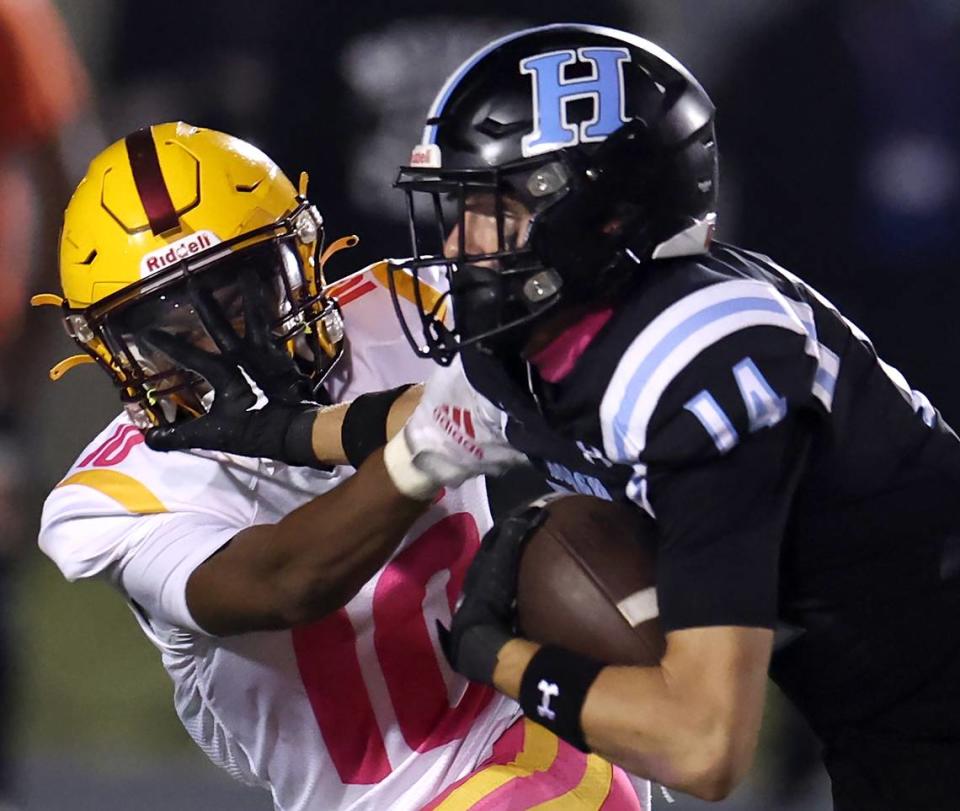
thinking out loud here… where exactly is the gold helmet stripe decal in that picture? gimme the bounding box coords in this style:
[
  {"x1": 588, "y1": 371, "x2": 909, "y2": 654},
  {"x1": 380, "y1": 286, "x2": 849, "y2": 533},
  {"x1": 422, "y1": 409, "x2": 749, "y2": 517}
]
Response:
[{"x1": 125, "y1": 126, "x2": 180, "y2": 235}]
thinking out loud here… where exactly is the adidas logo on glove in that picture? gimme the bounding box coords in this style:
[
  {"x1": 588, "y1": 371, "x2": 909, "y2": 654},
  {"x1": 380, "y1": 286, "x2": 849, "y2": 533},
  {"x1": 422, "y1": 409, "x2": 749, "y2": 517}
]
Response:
[{"x1": 432, "y1": 404, "x2": 484, "y2": 459}]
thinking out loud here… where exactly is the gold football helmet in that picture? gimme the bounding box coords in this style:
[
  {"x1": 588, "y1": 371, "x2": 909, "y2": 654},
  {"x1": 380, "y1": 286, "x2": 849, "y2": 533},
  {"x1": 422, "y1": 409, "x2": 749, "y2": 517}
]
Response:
[{"x1": 34, "y1": 122, "x2": 355, "y2": 427}]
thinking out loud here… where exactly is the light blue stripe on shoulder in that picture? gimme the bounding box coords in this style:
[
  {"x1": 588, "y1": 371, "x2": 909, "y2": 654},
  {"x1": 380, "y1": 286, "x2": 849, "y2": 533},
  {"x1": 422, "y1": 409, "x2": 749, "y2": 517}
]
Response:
[
  {"x1": 599, "y1": 280, "x2": 808, "y2": 462},
  {"x1": 612, "y1": 299, "x2": 799, "y2": 459}
]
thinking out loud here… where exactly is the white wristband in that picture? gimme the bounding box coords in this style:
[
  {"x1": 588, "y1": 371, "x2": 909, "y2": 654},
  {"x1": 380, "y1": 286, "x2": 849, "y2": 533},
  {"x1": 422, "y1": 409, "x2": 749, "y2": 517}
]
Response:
[{"x1": 383, "y1": 430, "x2": 440, "y2": 501}]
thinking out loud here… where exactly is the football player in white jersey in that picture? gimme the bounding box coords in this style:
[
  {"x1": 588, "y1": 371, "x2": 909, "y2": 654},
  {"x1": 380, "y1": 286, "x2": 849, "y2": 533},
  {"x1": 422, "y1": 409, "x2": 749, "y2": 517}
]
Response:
[{"x1": 35, "y1": 123, "x2": 645, "y2": 811}]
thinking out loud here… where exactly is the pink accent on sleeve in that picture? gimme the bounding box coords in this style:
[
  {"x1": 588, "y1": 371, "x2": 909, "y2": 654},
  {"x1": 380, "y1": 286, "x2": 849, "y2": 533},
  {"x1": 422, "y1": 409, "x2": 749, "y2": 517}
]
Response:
[
  {"x1": 467, "y1": 740, "x2": 585, "y2": 811},
  {"x1": 420, "y1": 717, "x2": 647, "y2": 810}
]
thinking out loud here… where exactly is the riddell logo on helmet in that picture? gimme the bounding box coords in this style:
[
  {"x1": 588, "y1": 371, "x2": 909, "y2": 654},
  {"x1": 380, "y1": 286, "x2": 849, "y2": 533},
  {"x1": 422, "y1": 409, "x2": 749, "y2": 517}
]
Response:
[
  {"x1": 409, "y1": 143, "x2": 442, "y2": 168},
  {"x1": 432, "y1": 404, "x2": 483, "y2": 459},
  {"x1": 139, "y1": 231, "x2": 221, "y2": 277}
]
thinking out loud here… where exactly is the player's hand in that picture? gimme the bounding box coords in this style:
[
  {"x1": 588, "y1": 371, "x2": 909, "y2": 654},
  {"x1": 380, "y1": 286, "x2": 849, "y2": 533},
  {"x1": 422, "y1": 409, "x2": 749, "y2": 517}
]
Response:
[
  {"x1": 383, "y1": 356, "x2": 527, "y2": 499},
  {"x1": 144, "y1": 274, "x2": 323, "y2": 468},
  {"x1": 437, "y1": 503, "x2": 546, "y2": 684}
]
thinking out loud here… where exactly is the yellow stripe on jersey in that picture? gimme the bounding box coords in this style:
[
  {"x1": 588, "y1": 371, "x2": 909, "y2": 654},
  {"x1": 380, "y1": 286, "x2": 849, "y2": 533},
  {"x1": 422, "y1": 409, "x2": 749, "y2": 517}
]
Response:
[
  {"x1": 435, "y1": 719, "x2": 559, "y2": 810},
  {"x1": 531, "y1": 753, "x2": 613, "y2": 810},
  {"x1": 371, "y1": 261, "x2": 448, "y2": 322},
  {"x1": 57, "y1": 470, "x2": 168, "y2": 514}
]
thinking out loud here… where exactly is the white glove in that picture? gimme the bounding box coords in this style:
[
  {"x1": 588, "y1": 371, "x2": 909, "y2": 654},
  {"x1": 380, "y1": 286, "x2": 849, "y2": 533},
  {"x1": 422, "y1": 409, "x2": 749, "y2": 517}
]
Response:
[{"x1": 384, "y1": 356, "x2": 527, "y2": 499}]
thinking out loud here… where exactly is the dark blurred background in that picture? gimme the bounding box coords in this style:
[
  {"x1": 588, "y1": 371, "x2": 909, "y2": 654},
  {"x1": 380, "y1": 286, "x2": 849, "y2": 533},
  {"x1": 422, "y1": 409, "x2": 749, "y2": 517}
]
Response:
[{"x1": 4, "y1": 0, "x2": 958, "y2": 808}]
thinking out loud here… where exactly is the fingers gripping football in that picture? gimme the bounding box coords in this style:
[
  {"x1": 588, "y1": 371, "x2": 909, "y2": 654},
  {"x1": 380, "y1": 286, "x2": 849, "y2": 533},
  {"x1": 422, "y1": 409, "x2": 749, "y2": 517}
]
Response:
[{"x1": 439, "y1": 504, "x2": 547, "y2": 684}]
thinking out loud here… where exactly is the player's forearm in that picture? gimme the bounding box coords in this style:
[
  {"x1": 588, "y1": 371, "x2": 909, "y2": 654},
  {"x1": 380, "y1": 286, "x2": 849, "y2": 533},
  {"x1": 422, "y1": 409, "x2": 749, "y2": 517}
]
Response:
[
  {"x1": 270, "y1": 449, "x2": 429, "y2": 622},
  {"x1": 385, "y1": 383, "x2": 423, "y2": 440},
  {"x1": 308, "y1": 385, "x2": 423, "y2": 466},
  {"x1": 308, "y1": 402, "x2": 350, "y2": 464},
  {"x1": 190, "y1": 449, "x2": 430, "y2": 635},
  {"x1": 579, "y1": 666, "x2": 758, "y2": 800},
  {"x1": 492, "y1": 638, "x2": 763, "y2": 801},
  {"x1": 229, "y1": 386, "x2": 431, "y2": 627}
]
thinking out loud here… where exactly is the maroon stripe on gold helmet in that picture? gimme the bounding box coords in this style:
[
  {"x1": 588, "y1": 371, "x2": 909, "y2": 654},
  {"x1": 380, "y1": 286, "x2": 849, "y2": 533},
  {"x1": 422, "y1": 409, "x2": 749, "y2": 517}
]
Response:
[{"x1": 125, "y1": 127, "x2": 180, "y2": 235}]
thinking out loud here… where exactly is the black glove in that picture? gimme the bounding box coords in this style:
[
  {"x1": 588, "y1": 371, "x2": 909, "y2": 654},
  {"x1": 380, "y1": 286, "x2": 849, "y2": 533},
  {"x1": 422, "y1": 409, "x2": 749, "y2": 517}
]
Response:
[
  {"x1": 438, "y1": 503, "x2": 547, "y2": 684},
  {"x1": 144, "y1": 274, "x2": 323, "y2": 468}
]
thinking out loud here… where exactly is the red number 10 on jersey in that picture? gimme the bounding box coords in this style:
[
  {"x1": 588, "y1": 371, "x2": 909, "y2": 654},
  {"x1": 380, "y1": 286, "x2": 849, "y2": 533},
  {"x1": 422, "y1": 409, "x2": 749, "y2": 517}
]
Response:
[{"x1": 292, "y1": 512, "x2": 494, "y2": 785}]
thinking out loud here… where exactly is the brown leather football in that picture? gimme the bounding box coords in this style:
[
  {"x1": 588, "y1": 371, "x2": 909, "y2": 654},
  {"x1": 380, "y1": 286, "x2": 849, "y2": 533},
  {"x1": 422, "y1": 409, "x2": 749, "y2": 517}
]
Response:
[{"x1": 516, "y1": 494, "x2": 665, "y2": 666}]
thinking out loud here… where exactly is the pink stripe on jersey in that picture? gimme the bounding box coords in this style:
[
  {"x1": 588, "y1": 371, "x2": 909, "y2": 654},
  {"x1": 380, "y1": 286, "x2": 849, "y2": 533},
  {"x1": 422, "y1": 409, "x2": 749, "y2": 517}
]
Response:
[
  {"x1": 327, "y1": 274, "x2": 368, "y2": 296},
  {"x1": 335, "y1": 281, "x2": 377, "y2": 307},
  {"x1": 419, "y1": 718, "x2": 646, "y2": 811},
  {"x1": 468, "y1": 735, "x2": 589, "y2": 811}
]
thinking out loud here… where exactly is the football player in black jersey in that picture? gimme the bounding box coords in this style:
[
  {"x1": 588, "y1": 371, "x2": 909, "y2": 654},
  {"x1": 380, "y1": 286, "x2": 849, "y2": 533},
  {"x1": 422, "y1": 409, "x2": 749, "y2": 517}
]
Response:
[{"x1": 380, "y1": 23, "x2": 960, "y2": 809}]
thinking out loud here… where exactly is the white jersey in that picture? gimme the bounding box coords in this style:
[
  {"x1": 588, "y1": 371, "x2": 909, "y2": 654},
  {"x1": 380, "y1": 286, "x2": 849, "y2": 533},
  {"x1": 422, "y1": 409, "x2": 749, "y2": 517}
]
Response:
[{"x1": 39, "y1": 263, "x2": 521, "y2": 811}]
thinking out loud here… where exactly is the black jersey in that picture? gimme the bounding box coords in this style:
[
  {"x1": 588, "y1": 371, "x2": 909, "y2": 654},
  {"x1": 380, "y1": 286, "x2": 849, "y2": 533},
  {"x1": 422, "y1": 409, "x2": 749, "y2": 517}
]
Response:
[{"x1": 461, "y1": 242, "x2": 960, "y2": 735}]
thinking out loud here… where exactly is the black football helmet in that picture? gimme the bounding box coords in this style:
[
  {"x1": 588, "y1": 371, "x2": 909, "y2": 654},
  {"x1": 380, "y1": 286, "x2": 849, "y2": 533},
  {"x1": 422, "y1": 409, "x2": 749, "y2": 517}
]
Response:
[{"x1": 392, "y1": 23, "x2": 718, "y2": 363}]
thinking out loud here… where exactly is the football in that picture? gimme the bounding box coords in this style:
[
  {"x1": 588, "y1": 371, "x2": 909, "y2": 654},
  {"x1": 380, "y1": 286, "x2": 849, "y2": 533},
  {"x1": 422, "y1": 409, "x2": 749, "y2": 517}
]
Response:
[{"x1": 516, "y1": 494, "x2": 665, "y2": 666}]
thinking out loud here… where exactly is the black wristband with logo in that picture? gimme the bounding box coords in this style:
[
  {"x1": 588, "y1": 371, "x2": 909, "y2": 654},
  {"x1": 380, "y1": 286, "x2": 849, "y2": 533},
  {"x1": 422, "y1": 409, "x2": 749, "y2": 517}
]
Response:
[
  {"x1": 518, "y1": 645, "x2": 606, "y2": 752},
  {"x1": 341, "y1": 384, "x2": 414, "y2": 469}
]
